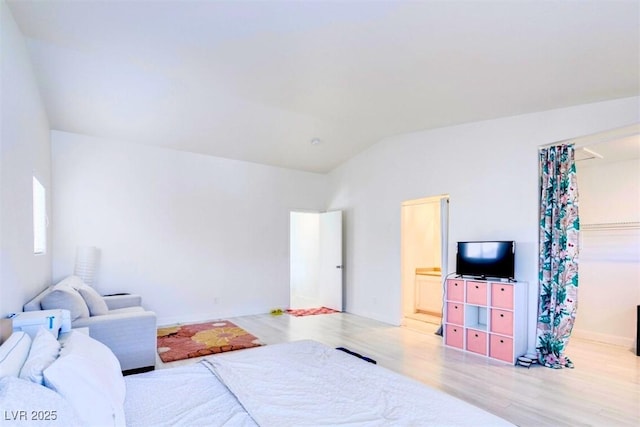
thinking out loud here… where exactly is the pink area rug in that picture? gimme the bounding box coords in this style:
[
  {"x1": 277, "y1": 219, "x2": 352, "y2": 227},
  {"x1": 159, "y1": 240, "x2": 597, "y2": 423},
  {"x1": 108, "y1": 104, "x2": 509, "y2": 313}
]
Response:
[
  {"x1": 157, "y1": 320, "x2": 262, "y2": 363},
  {"x1": 286, "y1": 307, "x2": 340, "y2": 317}
]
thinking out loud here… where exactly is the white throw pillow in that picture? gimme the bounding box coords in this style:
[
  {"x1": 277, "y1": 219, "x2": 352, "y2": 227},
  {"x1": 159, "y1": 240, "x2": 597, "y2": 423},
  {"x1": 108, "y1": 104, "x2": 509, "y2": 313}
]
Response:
[
  {"x1": 78, "y1": 286, "x2": 109, "y2": 316},
  {"x1": 41, "y1": 288, "x2": 89, "y2": 321},
  {"x1": 19, "y1": 327, "x2": 61, "y2": 385},
  {"x1": 43, "y1": 331, "x2": 126, "y2": 427},
  {"x1": 0, "y1": 376, "x2": 82, "y2": 426},
  {"x1": 0, "y1": 332, "x2": 32, "y2": 379},
  {"x1": 52, "y1": 275, "x2": 84, "y2": 291}
]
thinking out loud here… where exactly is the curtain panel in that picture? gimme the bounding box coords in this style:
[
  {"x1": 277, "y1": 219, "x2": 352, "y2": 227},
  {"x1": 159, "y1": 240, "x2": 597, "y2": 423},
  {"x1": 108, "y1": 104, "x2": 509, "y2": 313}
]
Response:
[{"x1": 536, "y1": 144, "x2": 580, "y2": 369}]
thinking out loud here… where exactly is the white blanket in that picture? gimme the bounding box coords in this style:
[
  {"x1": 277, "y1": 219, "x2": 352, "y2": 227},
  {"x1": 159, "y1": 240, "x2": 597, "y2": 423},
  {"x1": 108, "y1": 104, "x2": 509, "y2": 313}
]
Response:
[
  {"x1": 124, "y1": 363, "x2": 257, "y2": 427},
  {"x1": 205, "y1": 340, "x2": 513, "y2": 426}
]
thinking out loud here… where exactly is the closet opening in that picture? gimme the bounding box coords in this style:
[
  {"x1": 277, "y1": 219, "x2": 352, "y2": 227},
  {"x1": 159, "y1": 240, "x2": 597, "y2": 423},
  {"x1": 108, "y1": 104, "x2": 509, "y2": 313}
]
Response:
[{"x1": 570, "y1": 126, "x2": 640, "y2": 349}]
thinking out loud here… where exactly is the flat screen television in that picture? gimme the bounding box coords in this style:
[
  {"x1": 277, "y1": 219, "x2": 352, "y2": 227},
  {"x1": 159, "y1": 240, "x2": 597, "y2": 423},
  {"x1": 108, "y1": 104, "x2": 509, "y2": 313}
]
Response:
[{"x1": 456, "y1": 241, "x2": 515, "y2": 280}]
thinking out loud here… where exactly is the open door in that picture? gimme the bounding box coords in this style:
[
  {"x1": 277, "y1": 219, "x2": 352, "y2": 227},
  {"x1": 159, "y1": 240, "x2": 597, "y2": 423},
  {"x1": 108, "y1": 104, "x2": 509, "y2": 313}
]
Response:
[
  {"x1": 289, "y1": 210, "x2": 343, "y2": 311},
  {"x1": 319, "y1": 211, "x2": 343, "y2": 311}
]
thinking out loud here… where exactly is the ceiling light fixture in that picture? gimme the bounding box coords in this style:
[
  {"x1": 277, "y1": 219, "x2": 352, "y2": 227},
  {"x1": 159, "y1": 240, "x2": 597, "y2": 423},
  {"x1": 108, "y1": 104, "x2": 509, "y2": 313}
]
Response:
[{"x1": 310, "y1": 138, "x2": 322, "y2": 145}]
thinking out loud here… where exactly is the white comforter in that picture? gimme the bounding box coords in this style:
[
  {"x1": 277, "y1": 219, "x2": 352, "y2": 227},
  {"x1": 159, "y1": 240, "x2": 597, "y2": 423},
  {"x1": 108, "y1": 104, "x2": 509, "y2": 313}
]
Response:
[
  {"x1": 206, "y1": 340, "x2": 513, "y2": 426},
  {"x1": 125, "y1": 340, "x2": 513, "y2": 426},
  {"x1": 124, "y1": 363, "x2": 257, "y2": 427}
]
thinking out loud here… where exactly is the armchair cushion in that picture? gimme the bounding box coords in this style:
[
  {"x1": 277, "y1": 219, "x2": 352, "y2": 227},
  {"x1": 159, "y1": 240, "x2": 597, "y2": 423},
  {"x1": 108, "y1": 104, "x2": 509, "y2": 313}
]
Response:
[
  {"x1": 51, "y1": 275, "x2": 109, "y2": 316},
  {"x1": 78, "y1": 286, "x2": 109, "y2": 316},
  {"x1": 41, "y1": 288, "x2": 89, "y2": 321},
  {"x1": 53, "y1": 275, "x2": 84, "y2": 290}
]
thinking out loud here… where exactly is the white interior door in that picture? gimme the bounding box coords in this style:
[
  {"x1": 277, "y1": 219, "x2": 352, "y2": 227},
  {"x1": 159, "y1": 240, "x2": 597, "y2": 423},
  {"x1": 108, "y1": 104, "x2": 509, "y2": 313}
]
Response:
[{"x1": 319, "y1": 211, "x2": 343, "y2": 311}]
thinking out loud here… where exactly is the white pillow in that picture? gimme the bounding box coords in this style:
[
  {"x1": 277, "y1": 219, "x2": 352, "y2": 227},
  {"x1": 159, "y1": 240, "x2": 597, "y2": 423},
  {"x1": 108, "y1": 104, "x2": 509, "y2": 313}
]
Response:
[
  {"x1": 51, "y1": 276, "x2": 108, "y2": 316},
  {"x1": 43, "y1": 331, "x2": 125, "y2": 427},
  {"x1": 41, "y1": 288, "x2": 89, "y2": 320},
  {"x1": 0, "y1": 376, "x2": 82, "y2": 426},
  {"x1": 19, "y1": 327, "x2": 61, "y2": 385},
  {"x1": 52, "y1": 275, "x2": 85, "y2": 291},
  {"x1": 0, "y1": 331, "x2": 32, "y2": 379},
  {"x1": 78, "y1": 286, "x2": 109, "y2": 316},
  {"x1": 59, "y1": 330, "x2": 125, "y2": 399}
]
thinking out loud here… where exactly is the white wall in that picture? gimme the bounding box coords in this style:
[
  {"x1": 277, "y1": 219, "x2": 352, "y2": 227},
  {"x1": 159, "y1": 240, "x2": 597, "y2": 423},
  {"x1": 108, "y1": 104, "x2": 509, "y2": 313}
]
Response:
[
  {"x1": 578, "y1": 158, "x2": 639, "y2": 224},
  {"x1": 574, "y1": 158, "x2": 640, "y2": 347},
  {"x1": 327, "y1": 97, "x2": 639, "y2": 354},
  {"x1": 0, "y1": 1, "x2": 52, "y2": 316},
  {"x1": 290, "y1": 212, "x2": 320, "y2": 308},
  {"x1": 51, "y1": 131, "x2": 327, "y2": 325}
]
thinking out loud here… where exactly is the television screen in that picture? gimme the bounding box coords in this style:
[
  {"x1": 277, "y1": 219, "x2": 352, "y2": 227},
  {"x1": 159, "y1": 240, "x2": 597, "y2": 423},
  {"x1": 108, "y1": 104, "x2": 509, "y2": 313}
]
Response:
[{"x1": 456, "y1": 241, "x2": 515, "y2": 280}]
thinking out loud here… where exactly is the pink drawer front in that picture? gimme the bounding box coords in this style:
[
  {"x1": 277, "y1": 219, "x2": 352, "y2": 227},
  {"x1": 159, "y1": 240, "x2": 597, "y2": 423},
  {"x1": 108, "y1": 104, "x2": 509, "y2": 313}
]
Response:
[
  {"x1": 489, "y1": 334, "x2": 514, "y2": 363},
  {"x1": 466, "y1": 330, "x2": 487, "y2": 355},
  {"x1": 491, "y1": 283, "x2": 514, "y2": 309},
  {"x1": 490, "y1": 309, "x2": 513, "y2": 336},
  {"x1": 446, "y1": 302, "x2": 464, "y2": 325},
  {"x1": 466, "y1": 281, "x2": 487, "y2": 305},
  {"x1": 446, "y1": 279, "x2": 464, "y2": 302},
  {"x1": 445, "y1": 324, "x2": 464, "y2": 349}
]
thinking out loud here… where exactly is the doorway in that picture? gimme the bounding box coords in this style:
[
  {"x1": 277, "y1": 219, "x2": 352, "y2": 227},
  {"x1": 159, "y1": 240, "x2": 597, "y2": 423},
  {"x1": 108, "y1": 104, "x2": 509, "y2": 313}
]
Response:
[
  {"x1": 532, "y1": 124, "x2": 639, "y2": 351},
  {"x1": 401, "y1": 195, "x2": 449, "y2": 328},
  {"x1": 289, "y1": 211, "x2": 343, "y2": 311},
  {"x1": 567, "y1": 128, "x2": 639, "y2": 348}
]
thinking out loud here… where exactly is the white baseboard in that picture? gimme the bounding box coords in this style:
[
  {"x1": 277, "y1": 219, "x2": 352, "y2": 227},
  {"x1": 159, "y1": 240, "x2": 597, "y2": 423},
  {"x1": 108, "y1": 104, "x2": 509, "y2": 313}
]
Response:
[
  {"x1": 571, "y1": 328, "x2": 635, "y2": 350},
  {"x1": 157, "y1": 311, "x2": 250, "y2": 327}
]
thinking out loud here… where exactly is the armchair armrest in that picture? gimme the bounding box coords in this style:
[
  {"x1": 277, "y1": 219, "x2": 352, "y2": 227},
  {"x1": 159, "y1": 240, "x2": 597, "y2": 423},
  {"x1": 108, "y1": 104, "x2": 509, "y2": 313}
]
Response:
[
  {"x1": 72, "y1": 311, "x2": 157, "y2": 371},
  {"x1": 103, "y1": 294, "x2": 142, "y2": 310}
]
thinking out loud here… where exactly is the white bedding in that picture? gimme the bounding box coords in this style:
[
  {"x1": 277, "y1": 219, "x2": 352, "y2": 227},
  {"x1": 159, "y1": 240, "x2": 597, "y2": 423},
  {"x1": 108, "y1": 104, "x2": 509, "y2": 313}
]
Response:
[
  {"x1": 3, "y1": 330, "x2": 513, "y2": 426},
  {"x1": 124, "y1": 363, "x2": 257, "y2": 427},
  {"x1": 206, "y1": 340, "x2": 513, "y2": 426}
]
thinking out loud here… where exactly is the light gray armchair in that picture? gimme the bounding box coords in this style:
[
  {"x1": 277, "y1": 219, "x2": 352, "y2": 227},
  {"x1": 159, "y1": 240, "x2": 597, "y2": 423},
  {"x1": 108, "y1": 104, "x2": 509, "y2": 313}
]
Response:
[{"x1": 23, "y1": 281, "x2": 156, "y2": 372}]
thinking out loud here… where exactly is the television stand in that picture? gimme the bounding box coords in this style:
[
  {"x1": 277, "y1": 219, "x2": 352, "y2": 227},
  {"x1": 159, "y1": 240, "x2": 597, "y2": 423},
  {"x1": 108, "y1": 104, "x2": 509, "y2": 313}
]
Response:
[{"x1": 443, "y1": 277, "x2": 527, "y2": 364}]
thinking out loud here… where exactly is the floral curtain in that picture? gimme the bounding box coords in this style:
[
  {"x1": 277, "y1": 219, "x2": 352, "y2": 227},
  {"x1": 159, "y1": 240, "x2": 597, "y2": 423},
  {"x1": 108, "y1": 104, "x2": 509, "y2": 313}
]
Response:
[{"x1": 536, "y1": 144, "x2": 580, "y2": 369}]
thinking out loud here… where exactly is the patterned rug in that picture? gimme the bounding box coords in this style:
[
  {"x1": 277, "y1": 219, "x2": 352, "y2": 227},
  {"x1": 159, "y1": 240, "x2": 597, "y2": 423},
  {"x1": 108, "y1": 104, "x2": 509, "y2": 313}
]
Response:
[
  {"x1": 286, "y1": 307, "x2": 340, "y2": 317},
  {"x1": 157, "y1": 320, "x2": 262, "y2": 362}
]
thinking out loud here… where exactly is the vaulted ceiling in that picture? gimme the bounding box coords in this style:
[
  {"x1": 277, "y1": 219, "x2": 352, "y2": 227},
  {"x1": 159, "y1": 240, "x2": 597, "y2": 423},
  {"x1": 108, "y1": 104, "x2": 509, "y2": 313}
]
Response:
[{"x1": 8, "y1": 1, "x2": 639, "y2": 172}]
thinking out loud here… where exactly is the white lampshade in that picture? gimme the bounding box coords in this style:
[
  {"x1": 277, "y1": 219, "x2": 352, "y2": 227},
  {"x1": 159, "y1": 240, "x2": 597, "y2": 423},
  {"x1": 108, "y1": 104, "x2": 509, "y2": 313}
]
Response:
[{"x1": 74, "y1": 246, "x2": 99, "y2": 285}]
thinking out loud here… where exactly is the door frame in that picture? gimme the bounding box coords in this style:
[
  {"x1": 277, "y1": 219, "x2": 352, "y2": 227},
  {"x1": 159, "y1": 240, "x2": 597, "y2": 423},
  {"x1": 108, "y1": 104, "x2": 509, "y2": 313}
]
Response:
[{"x1": 400, "y1": 195, "x2": 449, "y2": 326}]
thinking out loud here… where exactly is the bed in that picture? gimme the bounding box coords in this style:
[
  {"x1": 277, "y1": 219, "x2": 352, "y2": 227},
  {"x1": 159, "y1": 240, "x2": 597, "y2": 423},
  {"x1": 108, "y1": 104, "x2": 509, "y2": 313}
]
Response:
[{"x1": 0, "y1": 329, "x2": 513, "y2": 426}]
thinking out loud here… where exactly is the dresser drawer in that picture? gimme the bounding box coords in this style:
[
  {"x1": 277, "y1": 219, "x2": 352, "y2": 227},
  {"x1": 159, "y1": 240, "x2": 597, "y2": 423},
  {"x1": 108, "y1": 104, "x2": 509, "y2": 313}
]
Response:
[
  {"x1": 490, "y1": 309, "x2": 513, "y2": 336},
  {"x1": 446, "y1": 279, "x2": 464, "y2": 302},
  {"x1": 446, "y1": 302, "x2": 464, "y2": 325},
  {"x1": 466, "y1": 329, "x2": 487, "y2": 355},
  {"x1": 489, "y1": 334, "x2": 514, "y2": 363},
  {"x1": 491, "y1": 283, "x2": 514, "y2": 309},
  {"x1": 466, "y1": 281, "x2": 487, "y2": 305},
  {"x1": 445, "y1": 324, "x2": 464, "y2": 349}
]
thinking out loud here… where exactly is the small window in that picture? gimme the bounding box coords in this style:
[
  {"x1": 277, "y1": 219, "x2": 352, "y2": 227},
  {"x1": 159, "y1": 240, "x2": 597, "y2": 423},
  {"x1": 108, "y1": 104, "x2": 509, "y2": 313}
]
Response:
[{"x1": 33, "y1": 176, "x2": 47, "y2": 254}]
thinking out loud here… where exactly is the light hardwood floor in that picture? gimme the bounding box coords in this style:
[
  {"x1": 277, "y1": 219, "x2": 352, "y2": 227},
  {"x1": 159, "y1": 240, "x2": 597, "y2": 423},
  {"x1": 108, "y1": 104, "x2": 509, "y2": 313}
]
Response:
[{"x1": 158, "y1": 313, "x2": 640, "y2": 426}]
